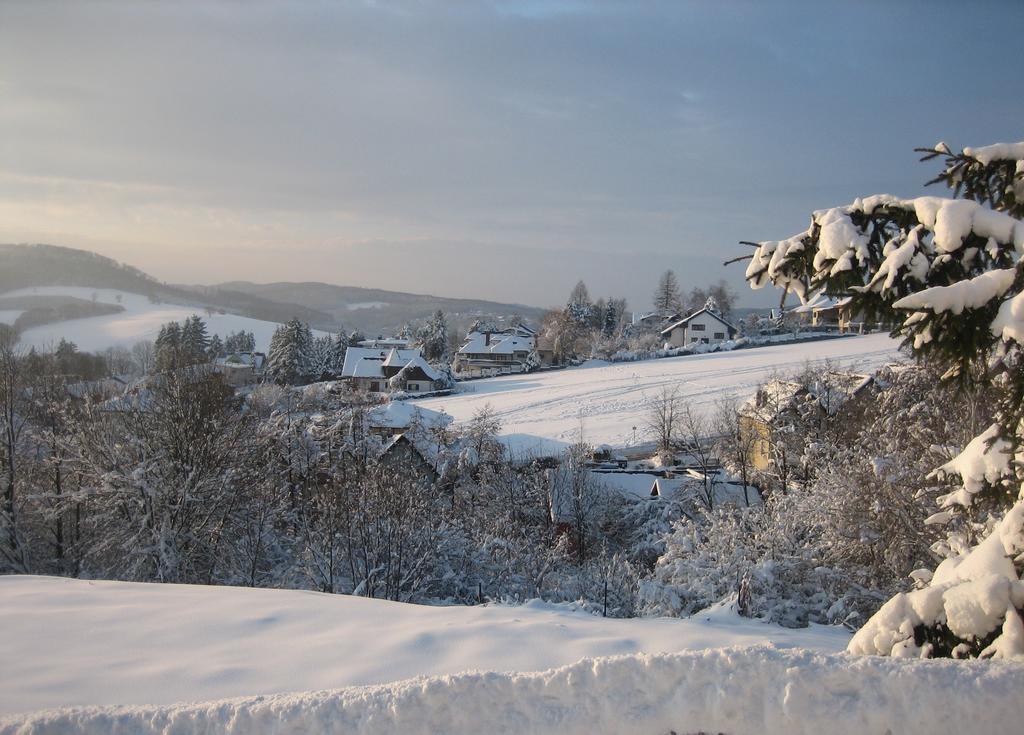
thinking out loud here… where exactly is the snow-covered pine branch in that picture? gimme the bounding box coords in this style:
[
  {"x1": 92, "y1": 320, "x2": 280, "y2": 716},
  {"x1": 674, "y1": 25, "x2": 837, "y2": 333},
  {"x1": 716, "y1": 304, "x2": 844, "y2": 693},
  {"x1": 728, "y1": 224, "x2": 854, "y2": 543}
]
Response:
[{"x1": 742, "y1": 141, "x2": 1024, "y2": 659}]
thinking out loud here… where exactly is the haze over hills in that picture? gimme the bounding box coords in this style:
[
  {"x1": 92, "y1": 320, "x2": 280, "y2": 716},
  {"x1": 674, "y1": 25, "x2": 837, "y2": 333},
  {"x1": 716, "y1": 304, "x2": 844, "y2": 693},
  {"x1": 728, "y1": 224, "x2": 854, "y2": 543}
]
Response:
[
  {"x1": 0, "y1": 244, "x2": 548, "y2": 338},
  {"x1": 217, "y1": 281, "x2": 547, "y2": 337}
]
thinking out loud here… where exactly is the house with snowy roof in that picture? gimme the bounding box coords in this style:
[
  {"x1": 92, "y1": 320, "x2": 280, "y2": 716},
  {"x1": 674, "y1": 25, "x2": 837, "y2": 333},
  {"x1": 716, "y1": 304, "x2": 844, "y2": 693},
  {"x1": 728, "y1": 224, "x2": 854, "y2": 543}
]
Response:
[
  {"x1": 453, "y1": 327, "x2": 540, "y2": 377},
  {"x1": 212, "y1": 352, "x2": 266, "y2": 387},
  {"x1": 365, "y1": 401, "x2": 453, "y2": 438},
  {"x1": 793, "y1": 294, "x2": 856, "y2": 332},
  {"x1": 738, "y1": 371, "x2": 876, "y2": 471},
  {"x1": 341, "y1": 347, "x2": 441, "y2": 393},
  {"x1": 660, "y1": 307, "x2": 737, "y2": 348}
]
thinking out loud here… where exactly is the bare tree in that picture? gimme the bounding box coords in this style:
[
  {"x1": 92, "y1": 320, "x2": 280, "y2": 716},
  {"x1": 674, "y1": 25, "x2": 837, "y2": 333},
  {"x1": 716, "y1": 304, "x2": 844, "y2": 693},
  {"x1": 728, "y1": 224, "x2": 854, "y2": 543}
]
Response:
[
  {"x1": 653, "y1": 270, "x2": 681, "y2": 315},
  {"x1": 646, "y1": 386, "x2": 680, "y2": 463},
  {"x1": 714, "y1": 397, "x2": 758, "y2": 506},
  {"x1": 676, "y1": 401, "x2": 718, "y2": 510},
  {"x1": 0, "y1": 326, "x2": 27, "y2": 571}
]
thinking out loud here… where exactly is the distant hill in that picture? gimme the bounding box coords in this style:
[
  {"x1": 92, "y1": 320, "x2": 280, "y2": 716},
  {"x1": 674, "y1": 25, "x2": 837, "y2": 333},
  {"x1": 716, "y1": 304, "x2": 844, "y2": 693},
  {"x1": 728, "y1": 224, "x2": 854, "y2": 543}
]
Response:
[
  {"x1": 0, "y1": 245, "x2": 548, "y2": 339},
  {"x1": 216, "y1": 281, "x2": 547, "y2": 336},
  {"x1": 1, "y1": 244, "x2": 335, "y2": 328}
]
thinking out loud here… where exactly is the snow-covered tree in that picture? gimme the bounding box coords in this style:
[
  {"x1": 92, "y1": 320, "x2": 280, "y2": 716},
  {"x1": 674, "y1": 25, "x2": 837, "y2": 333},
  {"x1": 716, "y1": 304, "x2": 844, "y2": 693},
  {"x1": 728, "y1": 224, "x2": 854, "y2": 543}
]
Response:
[
  {"x1": 566, "y1": 280, "x2": 593, "y2": 326},
  {"x1": 330, "y1": 333, "x2": 348, "y2": 377},
  {"x1": 180, "y1": 315, "x2": 210, "y2": 363},
  {"x1": 419, "y1": 310, "x2": 449, "y2": 362},
  {"x1": 309, "y1": 334, "x2": 334, "y2": 380},
  {"x1": 267, "y1": 319, "x2": 314, "y2": 385},
  {"x1": 741, "y1": 140, "x2": 1024, "y2": 659},
  {"x1": 206, "y1": 334, "x2": 224, "y2": 360},
  {"x1": 224, "y1": 330, "x2": 256, "y2": 354},
  {"x1": 154, "y1": 322, "x2": 182, "y2": 372}
]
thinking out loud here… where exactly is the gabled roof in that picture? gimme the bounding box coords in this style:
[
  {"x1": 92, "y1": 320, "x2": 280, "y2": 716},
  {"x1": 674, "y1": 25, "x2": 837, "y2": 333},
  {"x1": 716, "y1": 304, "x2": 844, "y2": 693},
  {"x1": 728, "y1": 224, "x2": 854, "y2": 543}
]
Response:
[
  {"x1": 659, "y1": 308, "x2": 737, "y2": 335},
  {"x1": 794, "y1": 293, "x2": 853, "y2": 314},
  {"x1": 215, "y1": 352, "x2": 265, "y2": 370},
  {"x1": 367, "y1": 401, "x2": 452, "y2": 431},
  {"x1": 398, "y1": 354, "x2": 442, "y2": 382},
  {"x1": 457, "y1": 332, "x2": 534, "y2": 356},
  {"x1": 342, "y1": 347, "x2": 421, "y2": 378},
  {"x1": 650, "y1": 477, "x2": 687, "y2": 498}
]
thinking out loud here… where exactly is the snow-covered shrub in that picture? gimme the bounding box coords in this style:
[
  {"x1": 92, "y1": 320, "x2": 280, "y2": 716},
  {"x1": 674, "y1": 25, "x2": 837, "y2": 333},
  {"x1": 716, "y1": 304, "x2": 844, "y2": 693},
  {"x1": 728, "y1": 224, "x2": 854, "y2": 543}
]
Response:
[
  {"x1": 639, "y1": 506, "x2": 885, "y2": 628},
  {"x1": 742, "y1": 140, "x2": 1024, "y2": 658}
]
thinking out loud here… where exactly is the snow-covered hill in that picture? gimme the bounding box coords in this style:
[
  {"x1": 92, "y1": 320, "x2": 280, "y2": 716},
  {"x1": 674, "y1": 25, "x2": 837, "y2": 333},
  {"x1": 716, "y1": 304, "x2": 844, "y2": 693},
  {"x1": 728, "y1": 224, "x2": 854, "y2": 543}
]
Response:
[
  {"x1": 1, "y1": 286, "x2": 329, "y2": 352},
  {"x1": 0, "y1": 575, "x2": 848, "y2": 718},
  {"x1": 1, "y1": 577, "x2": 1021, "y2": 734},
  {"x1": 419, "y1": 333, "x2": 903, "y2": 456}
]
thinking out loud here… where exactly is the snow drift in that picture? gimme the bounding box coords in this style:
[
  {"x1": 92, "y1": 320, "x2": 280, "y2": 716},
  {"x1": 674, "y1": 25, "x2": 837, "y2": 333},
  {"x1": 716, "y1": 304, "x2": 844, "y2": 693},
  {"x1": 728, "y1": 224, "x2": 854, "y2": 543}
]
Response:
[{"x1": 3, "y1": 646, "x2": 1021, "y2": 735}]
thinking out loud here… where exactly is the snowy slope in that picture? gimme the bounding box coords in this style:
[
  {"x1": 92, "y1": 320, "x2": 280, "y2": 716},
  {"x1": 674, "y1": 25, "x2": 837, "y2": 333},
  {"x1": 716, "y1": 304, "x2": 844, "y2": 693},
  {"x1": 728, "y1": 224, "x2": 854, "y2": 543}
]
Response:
[
  {"x1": 0, "y1": 575, "x2": 850, "y2": 717},
  {"x1": 1, "y1": 287, "x2": 329, "y2": 352},
  {"x1": 6, "y1": 648, "x2": 1022, "y2": 735},
  {"x1": 419, "y1": 333, "x2": 903, "y2": 455}
]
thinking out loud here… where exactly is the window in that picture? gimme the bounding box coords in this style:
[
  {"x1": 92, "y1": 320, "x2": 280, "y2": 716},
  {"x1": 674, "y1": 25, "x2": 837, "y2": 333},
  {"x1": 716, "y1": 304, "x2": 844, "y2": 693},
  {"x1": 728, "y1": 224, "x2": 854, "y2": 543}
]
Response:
[
  {"x1": 690, "y1": 337, "x2": 699, "y2": 343},
  {"x1": 714, "y1": 332, "x2": 725, "y2": 339},
  {"x1": 691, "y1": 323, "x2": 706, "y2": 331},
  {"x1": 408, "y1": 384, "x2": 419, "y2": 391},
  {"x1": 370, "y1": 382, "x2": 380, "y2": 392}
]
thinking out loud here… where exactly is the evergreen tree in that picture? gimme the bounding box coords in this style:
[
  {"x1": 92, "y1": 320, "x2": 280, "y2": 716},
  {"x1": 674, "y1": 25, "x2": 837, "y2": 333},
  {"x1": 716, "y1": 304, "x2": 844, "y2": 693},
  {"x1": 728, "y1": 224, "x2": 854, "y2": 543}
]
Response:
[
  {"x1": 310, "y1": 335, "x2": 334, "y2": 380},
  {"x1": 181, "y1": 315, "x2": 210, "y2": 364},
  {"x1": 267, "y1": 319, "x2": 314, "y2": 385},
  {"x1": 653, "y1": 270, "x2": 681, "y2": 315},
  {"x1": 330, "y1": 333, "x2": 348, "y2": 377},
  {"x1": 154, "y1": 322, "x2": 182, "y2": 372},
  {"x1": 741, "y1": 139, "x2": 1024, "y2": 659},
  {"x1": 566, "y1": 280, "x2": 593, "y2": 325},
  {"x1": 603, "y1": 299, "x2": 625, "y2": 338},
  {"x1": 420, "y1": 310, "x2": 449, "y2": 362},
  {"x1": 207, "y1": 334, "x2": 224, "y2": 360}
]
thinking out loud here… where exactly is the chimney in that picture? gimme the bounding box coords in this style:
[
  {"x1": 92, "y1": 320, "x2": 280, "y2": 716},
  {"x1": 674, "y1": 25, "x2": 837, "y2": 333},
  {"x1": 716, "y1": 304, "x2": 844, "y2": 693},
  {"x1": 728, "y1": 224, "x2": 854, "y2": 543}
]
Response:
[{"x1": 485, "y1": 331, "x2": 491, "y2": 346}]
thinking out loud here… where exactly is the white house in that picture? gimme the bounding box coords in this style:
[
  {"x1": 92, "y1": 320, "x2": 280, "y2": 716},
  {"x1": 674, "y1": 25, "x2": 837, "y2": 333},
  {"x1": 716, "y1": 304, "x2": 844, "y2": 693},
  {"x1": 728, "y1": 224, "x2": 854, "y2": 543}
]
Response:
[
  {"x1": 341, "y1": 347, "x2": 440, "y2": 393},
  {"x1": 660, "y1": 308, "x2": 737, "y2": 348},
  {"x1": 453, "y1": 325, "x2": 539, "y2": 377}
]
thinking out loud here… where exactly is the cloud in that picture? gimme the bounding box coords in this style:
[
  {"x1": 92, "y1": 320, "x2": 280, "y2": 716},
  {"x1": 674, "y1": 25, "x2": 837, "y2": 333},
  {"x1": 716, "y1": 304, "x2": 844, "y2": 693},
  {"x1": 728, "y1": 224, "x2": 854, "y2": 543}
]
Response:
[{"x1": 0, "y1": 1, "x2": 1022, "y2": 310}]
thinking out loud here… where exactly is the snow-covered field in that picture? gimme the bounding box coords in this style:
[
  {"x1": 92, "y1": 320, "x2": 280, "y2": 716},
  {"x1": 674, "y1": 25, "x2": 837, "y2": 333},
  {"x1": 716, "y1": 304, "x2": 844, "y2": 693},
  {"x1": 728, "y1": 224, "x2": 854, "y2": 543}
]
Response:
[
  {"x1": 420, "y1": 333, "x2": 903, "y2": 455},
  {"x1": 0, "y1": 575, "x2": 847, "y2": 718},
  {"x1": 0, "y1": 287, "x2": 327, "y2": 353},
  {"x1": 2, "y1": 577, "x2": 1022, "y2": 734}
]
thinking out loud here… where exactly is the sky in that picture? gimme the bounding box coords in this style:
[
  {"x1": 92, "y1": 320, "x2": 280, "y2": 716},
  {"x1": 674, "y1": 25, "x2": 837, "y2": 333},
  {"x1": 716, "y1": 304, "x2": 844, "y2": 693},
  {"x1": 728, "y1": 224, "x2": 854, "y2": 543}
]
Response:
[{"x1": 1, "y1": 1, "x2": 1022, "y2": 310}]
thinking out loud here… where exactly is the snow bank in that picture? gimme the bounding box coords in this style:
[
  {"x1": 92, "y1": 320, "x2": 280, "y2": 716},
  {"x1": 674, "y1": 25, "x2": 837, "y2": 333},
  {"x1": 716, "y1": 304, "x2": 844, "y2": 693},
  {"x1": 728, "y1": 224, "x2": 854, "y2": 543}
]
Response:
[
  {"x1": 0, "y1": 576, "x2": 848, "y2": 717},
  {"x1": 4, "y1": 646, "x2": 1021, "y2": 735}
]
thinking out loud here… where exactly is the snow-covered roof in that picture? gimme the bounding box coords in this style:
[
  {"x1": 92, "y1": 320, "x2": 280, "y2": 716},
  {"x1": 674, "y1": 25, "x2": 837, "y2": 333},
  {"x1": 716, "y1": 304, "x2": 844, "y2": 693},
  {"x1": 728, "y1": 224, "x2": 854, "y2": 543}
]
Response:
[
  {"x1": 351, "y1": 359, "x2": 386, "y2": 379},
  {"x1": 793, "y1": 294, "x2": 853, "y2": 314},
  {"x1": 342, "y1": 347, "x2": 421, "y2": 378},
  {"x1": 659, "y1": 308, "x2": 737, "y2": 335},
  {"x1": 399, "y1": 354, "x2": 442, "y2": 382},
  {"x1": 650, "y1": 477, "x2": 687, "y2": 498},
  {"x1": 357, "y1": 337, "x2": 410, "y2": 348},
  {"x1": 740, "y1": 372, "x2": 874, "y2": 423},
  {"x1": 367, "y1": 401, "x2": 452, "y2": 431},
  {"x1": 215, "y1": 352, "x2": 265, "y2": 370},
  {"x1": 458, "y1": 332, "x2": 534, "y2": 356}
]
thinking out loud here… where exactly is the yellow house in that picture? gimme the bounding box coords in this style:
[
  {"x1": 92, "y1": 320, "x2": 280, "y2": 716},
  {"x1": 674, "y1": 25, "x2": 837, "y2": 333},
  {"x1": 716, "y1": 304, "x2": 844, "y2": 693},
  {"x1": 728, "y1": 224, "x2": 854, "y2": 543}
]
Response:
[{"x1": 739, "y1": 373, "x2": 875, "y2": 472}]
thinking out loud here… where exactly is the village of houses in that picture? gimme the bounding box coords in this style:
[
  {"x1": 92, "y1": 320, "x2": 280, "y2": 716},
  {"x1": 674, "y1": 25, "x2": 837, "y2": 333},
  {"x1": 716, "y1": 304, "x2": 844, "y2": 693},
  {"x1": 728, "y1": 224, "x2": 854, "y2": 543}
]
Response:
[{"x1": 181, "y1": 294, "x2": 888, "y2": 522}]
